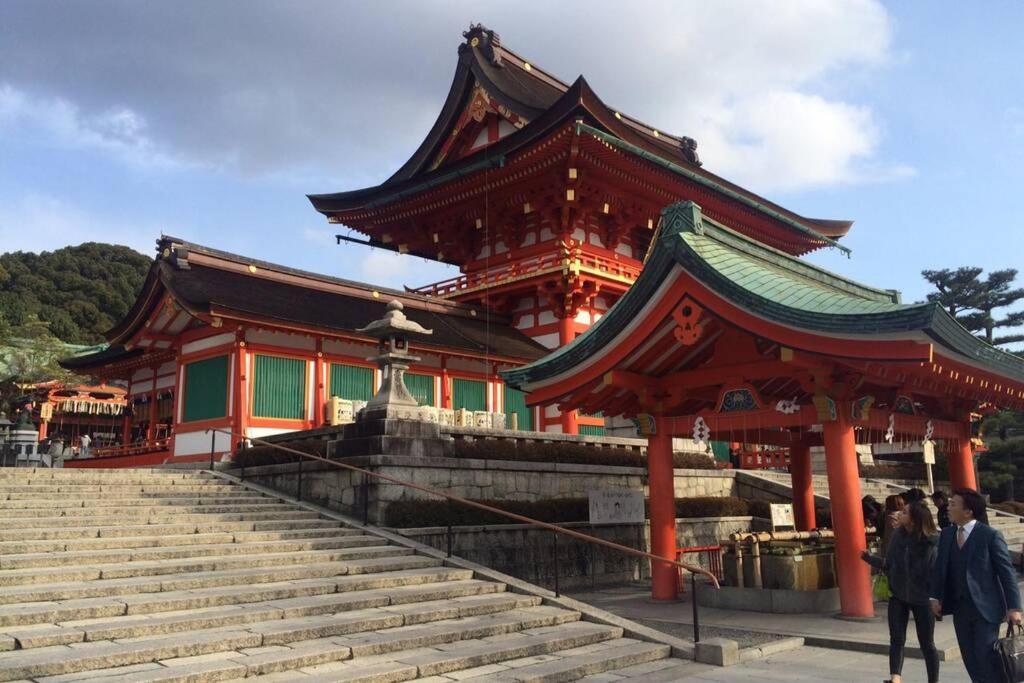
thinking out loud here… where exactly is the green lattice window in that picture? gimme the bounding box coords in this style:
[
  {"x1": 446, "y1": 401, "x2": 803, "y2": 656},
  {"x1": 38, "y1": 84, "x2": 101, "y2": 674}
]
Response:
[
  {"x1": 182, "y1": 355, "x2": 228, "y2": 423},
  {"x1": 579, "y1": 424, "x2": 607, "y2": 437},
  {"x1": 329, "y1": 363, "x2": 373, "y2": 402},
  {"x1": 504, "y1": 385, "x2": 532, "y2": 430},
  {"x1": 453, "y1": 378, "x2": 486, "y2": 411},
  {"x1": 405, "y1": 373, "x2": 435, "y2": 406},
  {"x1": 253, "y1": 355, "x2": 307, "y2": 419}
]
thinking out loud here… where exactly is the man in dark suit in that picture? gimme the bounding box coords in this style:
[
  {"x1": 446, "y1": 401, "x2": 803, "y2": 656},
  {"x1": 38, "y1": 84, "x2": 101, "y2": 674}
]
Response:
[{"x1": 930, "y1": 488, "x2": 1022, "y2": 682}]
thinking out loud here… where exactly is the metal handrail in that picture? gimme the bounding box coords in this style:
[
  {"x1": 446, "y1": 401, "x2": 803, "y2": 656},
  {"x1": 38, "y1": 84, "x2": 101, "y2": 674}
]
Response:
[{"x1": 206, "y1": 427, "x2": 721, "y2": 590}]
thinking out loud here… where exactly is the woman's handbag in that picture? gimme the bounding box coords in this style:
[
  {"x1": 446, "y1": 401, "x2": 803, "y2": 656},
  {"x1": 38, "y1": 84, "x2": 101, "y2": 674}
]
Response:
[
  {"x1": 872, "y1": 574, "x2": 892, "y2": 601},
  {"x1": 995, "y1": 621, "x2": 1024, "y2": 682}
]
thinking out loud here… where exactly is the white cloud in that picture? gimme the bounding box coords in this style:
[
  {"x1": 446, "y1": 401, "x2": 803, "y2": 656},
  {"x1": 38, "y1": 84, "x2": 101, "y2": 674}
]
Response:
[
  {"x1": 558, "y1": 0, "x2": 909, "y2": 192},
  {"x1": 0, "y1": 193, "x2": 159, "y2": 256},
  {"x1": 0, "y1": 1, "x2": 909, "y2": 192},
  {"x1": 0, "y1": 84, "x2": 186, "y2": 169}
]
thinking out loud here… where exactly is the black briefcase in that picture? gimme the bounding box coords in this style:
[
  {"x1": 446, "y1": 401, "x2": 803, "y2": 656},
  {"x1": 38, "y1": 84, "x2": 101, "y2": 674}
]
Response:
[{"x1": 996, "y1": 622, "x2": 1024, "y2": 682}]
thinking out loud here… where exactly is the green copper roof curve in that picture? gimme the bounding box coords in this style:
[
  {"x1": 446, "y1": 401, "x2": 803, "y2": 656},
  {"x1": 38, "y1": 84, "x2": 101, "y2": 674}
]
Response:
[{"x1": 502, "y1": 200, "x2": 1024, "y2": 390}]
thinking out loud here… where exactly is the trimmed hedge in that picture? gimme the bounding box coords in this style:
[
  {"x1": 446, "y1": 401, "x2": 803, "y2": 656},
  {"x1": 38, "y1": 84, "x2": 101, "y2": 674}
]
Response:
[{"x1": 383, "y1": 495, "x2": 774, "y2": 528}]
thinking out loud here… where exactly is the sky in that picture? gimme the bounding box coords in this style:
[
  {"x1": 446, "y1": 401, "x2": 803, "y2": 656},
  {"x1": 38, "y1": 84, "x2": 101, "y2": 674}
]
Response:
[{"x1": 1, "y1": 1, "x2": 1023, "y2": 308}]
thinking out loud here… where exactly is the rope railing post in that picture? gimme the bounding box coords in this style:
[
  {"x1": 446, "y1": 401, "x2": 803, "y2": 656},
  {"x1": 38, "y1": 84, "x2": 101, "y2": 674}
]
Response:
[
  {"x1": 204, "y1": 428, "x2": 720, "y2": 589},
  {"x1": 691, "y1": 573, "x2": 700, "y2": 643}
]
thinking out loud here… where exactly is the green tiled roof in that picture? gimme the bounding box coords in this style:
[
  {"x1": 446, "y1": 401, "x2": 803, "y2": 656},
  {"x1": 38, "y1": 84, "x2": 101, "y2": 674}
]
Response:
[{"x1": 503, "y1": 201, "x2": 1024, "y2": 390}]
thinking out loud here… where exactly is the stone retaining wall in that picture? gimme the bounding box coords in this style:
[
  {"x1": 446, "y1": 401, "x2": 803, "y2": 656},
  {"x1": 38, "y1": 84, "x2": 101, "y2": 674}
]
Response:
[
  {"x1": 390, "y1": 516, "x2": 763, "y2": 591},
  {"x1": 238, "y1": 455, "x2": 738, "y2": 524}
]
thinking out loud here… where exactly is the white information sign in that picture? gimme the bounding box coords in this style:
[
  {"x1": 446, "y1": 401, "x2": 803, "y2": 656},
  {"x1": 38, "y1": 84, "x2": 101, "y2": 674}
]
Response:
[
  {"x1": 770, "y1": 503, "x2": 795, "y2": 530},
  {"x1": 588, "y1": 490, "x2": 645, "y2": 525},
  {"x1": 922, "y1": 440, "x2": 936, "y2": 465}
]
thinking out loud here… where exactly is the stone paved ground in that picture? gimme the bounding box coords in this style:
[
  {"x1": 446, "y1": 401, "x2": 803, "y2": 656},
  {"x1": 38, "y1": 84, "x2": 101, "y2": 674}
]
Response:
[{"x1": 667, "y1": 645, "x2": 972, "y2": 682}]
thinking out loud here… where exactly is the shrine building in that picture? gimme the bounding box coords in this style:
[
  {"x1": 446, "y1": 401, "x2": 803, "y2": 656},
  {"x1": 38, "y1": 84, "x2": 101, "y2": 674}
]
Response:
[
  {"x1": 65, "y1": 23, "x2": 861, "y2": 462},
  {"x1": 502, "y1": 200, "x2": 1024, "y2": 616},
  {"x1": 56, "y1": 23, "x2": 1024, "y2": 616}
]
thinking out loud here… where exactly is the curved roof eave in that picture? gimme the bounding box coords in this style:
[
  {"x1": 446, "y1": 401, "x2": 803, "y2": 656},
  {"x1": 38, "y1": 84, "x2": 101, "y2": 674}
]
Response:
[{"x1": 502, "y1": 201, "x2": 1024, "y2": 392}]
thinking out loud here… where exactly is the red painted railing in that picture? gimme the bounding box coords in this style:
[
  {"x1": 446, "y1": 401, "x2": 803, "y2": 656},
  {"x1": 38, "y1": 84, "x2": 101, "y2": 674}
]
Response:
[
  {"x1": 410, "y1": 251, "x2": 642, "y2": 298},
  {"x1": 676, "y1": 545, "x2": 724, "y2": 594}
]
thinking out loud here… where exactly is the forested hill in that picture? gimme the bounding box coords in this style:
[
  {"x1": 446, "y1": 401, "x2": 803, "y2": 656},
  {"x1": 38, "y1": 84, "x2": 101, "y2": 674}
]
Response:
[{"x1": 0, "y1": 243, "x2": 151, "y2": 344}]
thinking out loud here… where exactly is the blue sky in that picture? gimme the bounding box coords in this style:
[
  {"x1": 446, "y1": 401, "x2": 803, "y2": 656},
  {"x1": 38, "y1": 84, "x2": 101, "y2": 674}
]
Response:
[{"x1": 1, "y1": 1, "x2": 1022, "y2": 310}]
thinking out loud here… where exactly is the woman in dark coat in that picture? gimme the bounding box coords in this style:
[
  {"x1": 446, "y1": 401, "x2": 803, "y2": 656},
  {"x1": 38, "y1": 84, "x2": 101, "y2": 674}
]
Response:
[{"x1": 860, "y1": 501, "x2": 940, "y2": 683}]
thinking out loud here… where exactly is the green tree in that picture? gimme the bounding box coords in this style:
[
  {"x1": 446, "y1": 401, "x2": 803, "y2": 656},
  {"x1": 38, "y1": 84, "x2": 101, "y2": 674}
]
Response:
[
  {"x1": 0, "y1": 315, "x2": 84, "y2": 413},
  {"x1": 922, "y1": 267, "x2": 1024, "y2": 349},
  {"x1": 0, "y1": 243, "x2": 150, "y2": 344},
  {"x1": 923, "y1": 267, "x2": 983, "y2": 317}
]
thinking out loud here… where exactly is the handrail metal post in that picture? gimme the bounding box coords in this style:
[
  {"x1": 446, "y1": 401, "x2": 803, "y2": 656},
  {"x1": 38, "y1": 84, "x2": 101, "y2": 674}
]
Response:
[
  {"x1": 552, "y1": 529, "x2": 560, "y2": 598},
  {"x1": 208, "y1": 431, "x2": 215, "y2": 470},
  {"x1": 692, "y1": 573, "x2": 700, "y2": 643},
  {"x1": 446, "y1": 523, "x2": 453, "y2": 558},
  {"x1": 362, "y1": 472, "x2": 369, "y2": 525}
]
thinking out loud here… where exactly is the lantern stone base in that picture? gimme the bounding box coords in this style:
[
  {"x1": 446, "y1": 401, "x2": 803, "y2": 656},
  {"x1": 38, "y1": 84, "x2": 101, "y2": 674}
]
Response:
[{"x1": 340, "y1": 416, "x2": 453, "y2": 459}]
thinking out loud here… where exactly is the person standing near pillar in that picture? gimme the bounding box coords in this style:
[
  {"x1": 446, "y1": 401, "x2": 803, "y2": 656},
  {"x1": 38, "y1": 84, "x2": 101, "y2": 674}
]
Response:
[
  {"x1": 860, "y1": 501, "x2": 940, "y2": 683},
  {"x1": 930, "y1": 488, "x2": 1022, "y2": 682}
]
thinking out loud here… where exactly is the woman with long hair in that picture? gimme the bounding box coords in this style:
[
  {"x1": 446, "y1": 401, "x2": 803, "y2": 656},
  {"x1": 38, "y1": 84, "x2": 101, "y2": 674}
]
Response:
[
  {"x1": 880, "y1": 494, "x2": 906, "y2": 556},
  {"x1": 861, "y1": 501, "x2": 940, "y2": 683}
]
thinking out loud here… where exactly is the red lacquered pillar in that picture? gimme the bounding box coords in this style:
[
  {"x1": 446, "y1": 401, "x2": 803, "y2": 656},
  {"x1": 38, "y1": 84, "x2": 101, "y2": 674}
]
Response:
[
  {"x1": 949, "y1": 421, "x2": 978, "y2": 491},
  {"x1": 790, "y1": 439, "x2": 816, "y2": 531},
  {"x1": 647, "y1": 422, "x2": 677, "y2": 600},
  {"x1": 823, "y1": 411, "x2": 873, "y2": 617}
]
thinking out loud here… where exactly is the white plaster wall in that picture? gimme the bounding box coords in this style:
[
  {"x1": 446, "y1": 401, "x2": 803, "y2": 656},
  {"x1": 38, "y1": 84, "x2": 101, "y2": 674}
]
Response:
[
  {"x1": 246, "y1": 427, "x2": 296, "y2": 439},
  {"x1": 174, "y1": 430, "x2": 232, "y2": 456},
  {"x1": 532, "y1": 333, "x2": 559, "y2": 349}
]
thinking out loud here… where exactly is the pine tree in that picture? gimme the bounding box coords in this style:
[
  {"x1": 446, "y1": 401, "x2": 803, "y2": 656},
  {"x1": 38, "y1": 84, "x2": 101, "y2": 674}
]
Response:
[{"x1": 922, "y1": 267, "x2": 1024, "y2": 349}]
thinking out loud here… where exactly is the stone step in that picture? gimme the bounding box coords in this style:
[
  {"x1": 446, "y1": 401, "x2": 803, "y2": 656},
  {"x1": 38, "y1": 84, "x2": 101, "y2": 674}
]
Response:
[
  {"x1": 0, "y1": 526, "x2": 362, "y2": 555},
  {"x1": 474, "y1": 638, "x2": 674, "y2": 682},
  {"x1": 0, "y1": 483, "x2": 232, "y2": 494},
  {"x1": 0, "y1": 482, "x2": 239, "y2": 491},
  {"x1": 0, "y1": 534, "x2": 385, "y2": 569},
  {"x1": 1, "y1": 584, "x2": 531, "y2": 647},
  {"x1": 0, "y1": 561, "x2": 453, "y2": 609},
  {"x1": 0, "y1": 494, "x2": 273, "y2": 509},
  {"x1": 0, "y1": 502, "x2": 299, "y2": 518},
  {"x1": 33, "y1": 622, "x2": 615, "y2": 683},
  {"x1": 0, "y1": 573, "x2": 493, "y2": 631},
  {"x1": 2, "y1": 509, "x2": 324, "y2": 529},
  {"x1": 0, "y1": 545, "x2": 413, "y2": 587},
  {"x1": 0, "y1": 605, "x2": 580, "y2": 681},
  {"x1": 580, "y1": 657, "x2": 698, "y2": 682},
  {"x1": 270, "y1": 620, "x2": 626, "y2": 682},
  {"x1": 0, "y1": 518, "x2": 344, "y2": 543}
]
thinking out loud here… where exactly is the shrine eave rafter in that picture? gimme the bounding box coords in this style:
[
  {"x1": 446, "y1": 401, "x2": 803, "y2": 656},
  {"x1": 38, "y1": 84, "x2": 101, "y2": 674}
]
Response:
[{"x1": 501, "y1": 201, "x2": 1024, "y2": 414}]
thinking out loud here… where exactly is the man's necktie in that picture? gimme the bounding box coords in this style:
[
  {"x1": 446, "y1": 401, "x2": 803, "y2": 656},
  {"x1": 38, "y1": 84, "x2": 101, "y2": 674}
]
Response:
[{"x1": 957, "y1": 526, "x2": 967, "y2": 549}]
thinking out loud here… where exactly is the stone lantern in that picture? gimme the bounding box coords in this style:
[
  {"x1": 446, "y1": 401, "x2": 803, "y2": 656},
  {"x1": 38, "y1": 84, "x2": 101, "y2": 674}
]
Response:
[
  {"x1": 0, "y1": 413, "x2": 11, "y2": 446},
  {"x1": 355, "y1": 300, "x2": 433, "y2": 422}
]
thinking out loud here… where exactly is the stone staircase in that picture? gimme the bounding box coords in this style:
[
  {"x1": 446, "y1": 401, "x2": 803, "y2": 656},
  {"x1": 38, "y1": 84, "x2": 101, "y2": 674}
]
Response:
[
  {"x1": 738, "y1": 470, "x2": 1024, "y2": 560},
  {"x1": 0, "y1": 468, "x2": 696, "y2": 682}
]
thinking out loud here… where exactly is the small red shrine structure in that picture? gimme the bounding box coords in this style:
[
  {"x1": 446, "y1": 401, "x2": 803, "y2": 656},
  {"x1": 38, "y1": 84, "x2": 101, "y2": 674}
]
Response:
[
  {"x1": 503, "y1": 201, "x2": 1024, "y2": 616},
  {"x1": 309, "y1": 23, "x2": 853, "y2": 435}
]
